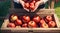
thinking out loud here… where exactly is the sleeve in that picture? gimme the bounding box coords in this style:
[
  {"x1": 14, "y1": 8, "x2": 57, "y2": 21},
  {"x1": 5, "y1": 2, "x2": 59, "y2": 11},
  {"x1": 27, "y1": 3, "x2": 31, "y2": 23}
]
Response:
[
  {"x1": 13, "y1": 0, "x2": 20, "y2": 3},
  {"x1": 43, "y1": 0, "x2": 48, "y2": 3}
]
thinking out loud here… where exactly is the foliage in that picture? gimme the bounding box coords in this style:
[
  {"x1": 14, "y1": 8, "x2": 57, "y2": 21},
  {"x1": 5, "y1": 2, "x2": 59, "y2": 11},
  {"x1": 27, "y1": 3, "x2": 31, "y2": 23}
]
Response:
[
  {"x1": 0, "y1": 0, "x2": 11, "y2": 16},
  {"x1": 55, "y1": 2, "x2": 60, "y2": 18}
]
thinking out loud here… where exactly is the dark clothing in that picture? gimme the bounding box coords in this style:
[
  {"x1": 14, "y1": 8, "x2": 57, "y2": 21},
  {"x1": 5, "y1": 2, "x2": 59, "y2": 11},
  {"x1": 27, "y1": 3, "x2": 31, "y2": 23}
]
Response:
[
  {"x1": 37, "y1": 4, "x2": 45, "y2": 9},
  {"x1": 14, "y1": 2, "x2": 45, "y2": 9},
  {"x1": 14, "y1": 2, "x2": 23, "y2": 8}
]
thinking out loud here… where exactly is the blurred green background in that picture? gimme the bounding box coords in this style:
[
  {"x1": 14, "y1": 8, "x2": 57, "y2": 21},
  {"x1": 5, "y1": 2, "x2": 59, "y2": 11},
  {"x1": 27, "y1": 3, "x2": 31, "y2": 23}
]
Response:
[
  {"x1": 0, "y1": 0, "x2": 11, "y2": 28},
  {"x1": 0, "y1": 0, "x2": 60, "y2": 28}
]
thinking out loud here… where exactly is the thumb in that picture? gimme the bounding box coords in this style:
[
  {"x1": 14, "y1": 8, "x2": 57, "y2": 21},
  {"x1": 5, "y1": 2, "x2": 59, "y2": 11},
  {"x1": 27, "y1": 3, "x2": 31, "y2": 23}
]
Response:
[{"x1": 31, "y1": 4, "x2": 39, "y2": 12}]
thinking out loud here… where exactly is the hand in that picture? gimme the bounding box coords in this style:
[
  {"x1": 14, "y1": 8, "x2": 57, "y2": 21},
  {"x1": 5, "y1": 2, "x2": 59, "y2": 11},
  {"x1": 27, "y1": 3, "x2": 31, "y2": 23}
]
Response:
[
  {"x1": 31, "y1": 0, "x2": 43, "y2": 12},
  {"x1": 19, "y1": 0, "x2": 29, "y2": 12},
  {"x1": 22, "y1": 3, "x2": 29, "y2": 12}
]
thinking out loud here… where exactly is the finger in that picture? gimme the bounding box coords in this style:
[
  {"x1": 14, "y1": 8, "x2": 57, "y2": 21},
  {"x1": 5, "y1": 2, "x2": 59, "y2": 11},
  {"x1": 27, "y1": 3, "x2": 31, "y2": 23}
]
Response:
[
  {"x1": 33, "y1": 2, "x2": 40, "y2": 10},
  {"x1": 24, "y1": 8, "x2": 29, "y2": 12},
  {"x1": 31, "y1": 3, "x2": 39, "y2": 12},
  {"x1": 31, "y1": 10, "x2": 35, "y2": 12}
]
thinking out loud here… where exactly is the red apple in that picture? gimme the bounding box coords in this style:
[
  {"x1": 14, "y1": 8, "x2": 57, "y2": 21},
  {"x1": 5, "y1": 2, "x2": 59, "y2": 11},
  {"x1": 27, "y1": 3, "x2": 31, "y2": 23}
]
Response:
[
  {"x1": 24, "y1": 3, "x2": 29, "y2": 8},
  {"x1": 48, "y1": 21, "x2": 56, "y2": 28},
  {"x1": 46, "y1": 15, "x2": 52, "y2": 21},
  {"x1": 22, "y1": 15, "x2": 30, "y2": 23},
  {"x1": 16, "y1": 26, "x2": 21, "y2": 28},
  {"x1": 35, "y1": 0, "x2": 40, "y2": 2},
  {"x1": 28, "y1": 21, "x2": 37, "y2": 28},
  {"x1": 40, "y1": 19, "x2": 45, "y2": 24},
  {"x1": 22, "y1": 23, "x2": 28, "y2": 28},
  {"x1": 45, "y1": 19, "x2": 48, "y2": 23},
  {"x1": 10, "y1": 15, "x2": 18, "y2": 22},
  {"x1": 24, "y1": 0, "x2": 32, "y2": 2},
  {"x1": 30, "y1": 2, "x2": 35, "y2": 10},
  {"x1": 23, "y1": 0, "x2": 28, "y2": 2},
  {"x1": 33, "y1": 15, "x2": 40, "y2": 23},
  {"x1": 40, "y1": 23, "x2": 48, "y2": 28},
  {"x1": 32, "y1": 0, "x2": 36, "y2": 3},
  {"x1": 15, "y1": 19, "x2": 22, "y2": 26},
  {"x1": 7, "y1": 23, "x2": 15, "y2": 28}
]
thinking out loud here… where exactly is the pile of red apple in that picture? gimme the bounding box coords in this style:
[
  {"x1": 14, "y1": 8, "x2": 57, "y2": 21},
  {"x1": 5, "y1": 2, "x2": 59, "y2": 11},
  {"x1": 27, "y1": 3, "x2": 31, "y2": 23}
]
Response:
[
  {"x1": 7, "y1": 14, "x2": 57, "y2": 28},
  {"x1": 24, "y1": 0, "x2": 40, "y2": 10}
]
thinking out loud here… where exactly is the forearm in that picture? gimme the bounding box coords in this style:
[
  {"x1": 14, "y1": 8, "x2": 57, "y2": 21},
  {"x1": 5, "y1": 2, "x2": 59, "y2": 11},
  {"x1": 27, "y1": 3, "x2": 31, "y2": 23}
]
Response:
[
  {"x1": 19, "y1": 0, "x2": 24, "y2": 4},
  {"x1": 32, "y1": 0, "x2": 47, "y2": 11},
  {"x1": 38, "y1": 0, "x2": 44, "y2": 5}
]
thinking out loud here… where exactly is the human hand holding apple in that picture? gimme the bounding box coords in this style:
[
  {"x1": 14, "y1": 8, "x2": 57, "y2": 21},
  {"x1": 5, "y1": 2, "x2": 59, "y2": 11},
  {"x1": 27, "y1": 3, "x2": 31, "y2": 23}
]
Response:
[
  {"x1": 30, "y1": 0, "x2": 41, "y2": 12},
  {"x1": 24, "y1": 3, "x2": 29, "y2": 9},
  {"x1": 30, "y1": 2, "x2": 35, "y2": 11},
  {"x1": 20, "y1": 0, "x2": 29, "y2": 12},
  {"x1": 23, "y1": 0, "x2": 41, "y2": 12}
]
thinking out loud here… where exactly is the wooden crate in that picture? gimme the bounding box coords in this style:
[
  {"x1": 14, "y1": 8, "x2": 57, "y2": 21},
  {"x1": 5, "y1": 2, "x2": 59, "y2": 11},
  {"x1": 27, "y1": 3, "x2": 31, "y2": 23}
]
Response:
[{"x1": 1, "y1": 9, "x2": 60, "y2": 33}]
